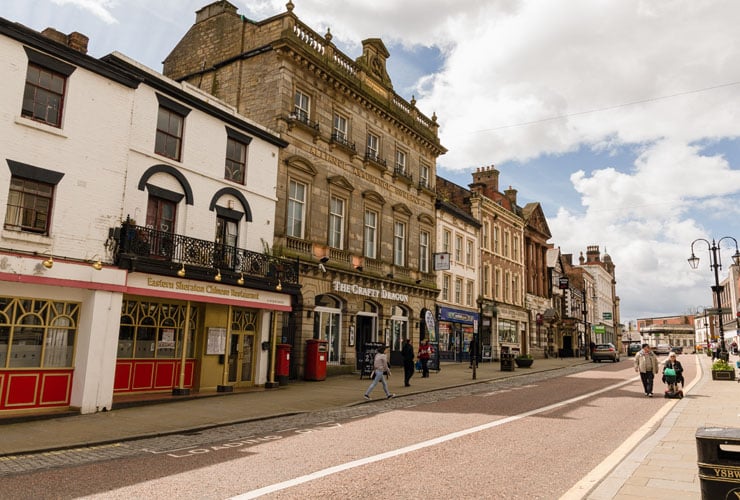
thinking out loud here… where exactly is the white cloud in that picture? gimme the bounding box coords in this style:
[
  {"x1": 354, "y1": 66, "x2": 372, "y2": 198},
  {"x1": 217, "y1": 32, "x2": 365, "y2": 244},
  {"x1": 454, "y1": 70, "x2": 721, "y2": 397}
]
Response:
[
  {"x1": 7, "y1": 0, "x2": 740, "y2": 321},
  {"x1": 51, "y1": 0, "x2": 119, "y2": 24}
]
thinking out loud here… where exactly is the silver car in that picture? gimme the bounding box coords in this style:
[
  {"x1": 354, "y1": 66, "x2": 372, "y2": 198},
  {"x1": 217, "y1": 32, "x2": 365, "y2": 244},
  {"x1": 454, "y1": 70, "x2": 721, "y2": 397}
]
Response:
[
  {"x1": 655, "y1": 344, "x2": 671, "y2": 355},
  {"x1": 592, "y1": 343, "x2": 620, "y2": 362}
]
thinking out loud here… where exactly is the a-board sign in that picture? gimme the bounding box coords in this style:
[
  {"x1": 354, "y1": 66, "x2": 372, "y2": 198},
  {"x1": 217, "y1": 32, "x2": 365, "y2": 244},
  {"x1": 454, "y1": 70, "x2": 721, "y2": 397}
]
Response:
[{"x1": 360, "y1": 342, "x2": 386, "y2": 379}]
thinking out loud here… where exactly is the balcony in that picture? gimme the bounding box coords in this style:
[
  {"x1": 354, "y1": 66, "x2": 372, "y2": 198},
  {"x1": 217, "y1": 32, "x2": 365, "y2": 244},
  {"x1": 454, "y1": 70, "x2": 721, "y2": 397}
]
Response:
[
  {"x1": 363, "y1": 150, "x2": 387, "y2": 170},
  {"x1": 329, "y1": 132, "x2": 357, "y2": 157},
  {"x1": 393, "y1": 165, "x2": 413, "y2": 185},
  {"x1": 286, "y1": 111, "x2": 320, "y2": 138},
  {"x1": 114, "y1": 221, "x2": 299, "y2": 290}
]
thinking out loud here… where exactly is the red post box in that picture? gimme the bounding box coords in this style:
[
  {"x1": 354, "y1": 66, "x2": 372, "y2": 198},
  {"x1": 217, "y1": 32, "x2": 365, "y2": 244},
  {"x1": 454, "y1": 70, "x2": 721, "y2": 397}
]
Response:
[
  {"x1": 276, "y1": 344, "x2": 291, "y2": 385},
  {"x1": 305, "y1": 339, "x2": 328, "y2": 381}
]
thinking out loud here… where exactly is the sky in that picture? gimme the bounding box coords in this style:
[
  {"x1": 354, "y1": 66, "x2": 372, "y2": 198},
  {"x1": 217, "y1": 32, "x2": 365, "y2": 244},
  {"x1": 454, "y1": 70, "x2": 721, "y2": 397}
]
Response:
[{"x1": 3, "y1": 0, "x2": 740, "y2": 325}]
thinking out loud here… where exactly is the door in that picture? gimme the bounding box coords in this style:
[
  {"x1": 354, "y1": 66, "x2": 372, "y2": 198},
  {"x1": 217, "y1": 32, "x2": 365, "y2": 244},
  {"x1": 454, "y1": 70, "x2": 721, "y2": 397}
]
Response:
[
  {"x1": 146, "y1": 196, "x2": 176, "y2": 258},
  {"x1": 215, "y1": 216, "x2": 238, "y2": 270},
  {"x1": 227, "y1": 332, "x2": 254, "y2": 384}
]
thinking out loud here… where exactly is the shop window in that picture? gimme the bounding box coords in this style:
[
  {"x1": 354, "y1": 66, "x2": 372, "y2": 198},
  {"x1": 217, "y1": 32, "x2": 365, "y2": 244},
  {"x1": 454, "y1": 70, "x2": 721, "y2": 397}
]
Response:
[
  {"x1": 0, "y1": 297, "x2": 79, "y2": 369},
  {"x1": 117, "y1": 300, "x2": 196, "y2": 359}
]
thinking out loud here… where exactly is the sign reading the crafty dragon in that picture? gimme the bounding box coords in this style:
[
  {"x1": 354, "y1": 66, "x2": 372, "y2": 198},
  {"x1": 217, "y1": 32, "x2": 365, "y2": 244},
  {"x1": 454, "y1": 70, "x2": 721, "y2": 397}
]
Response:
[{"x1": 332, "y1": 280, "x2": 408, "y2": 302}]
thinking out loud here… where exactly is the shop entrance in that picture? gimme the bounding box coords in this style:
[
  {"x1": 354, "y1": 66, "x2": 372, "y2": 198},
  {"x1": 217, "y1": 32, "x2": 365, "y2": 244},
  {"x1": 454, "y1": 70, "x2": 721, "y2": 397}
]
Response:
[
  {"x1": 227, "y1": 332, "x2": 254, "y2": 383},
  {"x1": 227, "y1": 308, "x2": 257, "y2": 385}
]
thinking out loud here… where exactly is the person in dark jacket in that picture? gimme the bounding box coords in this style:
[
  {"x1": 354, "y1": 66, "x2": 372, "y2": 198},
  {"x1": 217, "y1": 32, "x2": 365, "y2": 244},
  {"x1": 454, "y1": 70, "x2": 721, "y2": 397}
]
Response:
[
  {"x1": 401, "y1": 338, "x2": 415, "y2": 387},
  {"x1": 662, "y1": 351, "x2": 684, "y2": 388}
]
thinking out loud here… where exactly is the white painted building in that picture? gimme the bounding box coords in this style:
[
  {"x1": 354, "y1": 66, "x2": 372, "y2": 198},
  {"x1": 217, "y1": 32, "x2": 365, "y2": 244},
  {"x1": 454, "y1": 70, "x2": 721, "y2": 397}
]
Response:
[
  {"x1": 434, "y1": 177, "x2": 481, "y2": 363},
  {"x1": 0, "y1": 19, "x2": 289, "y2": 415}
]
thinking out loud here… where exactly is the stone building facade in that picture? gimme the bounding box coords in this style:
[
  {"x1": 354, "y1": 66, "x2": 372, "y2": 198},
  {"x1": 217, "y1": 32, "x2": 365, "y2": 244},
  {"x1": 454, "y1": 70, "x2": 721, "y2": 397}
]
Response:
[{"x1": 163, "y1": 1, "x2": 445, "y2": 375}]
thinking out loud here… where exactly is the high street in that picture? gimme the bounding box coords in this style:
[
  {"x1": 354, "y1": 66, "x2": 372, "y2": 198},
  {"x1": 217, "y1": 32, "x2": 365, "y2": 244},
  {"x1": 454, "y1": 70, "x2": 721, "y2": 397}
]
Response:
[{"x1": 0, "y1": 353, "x2": 728, "y2": 499}]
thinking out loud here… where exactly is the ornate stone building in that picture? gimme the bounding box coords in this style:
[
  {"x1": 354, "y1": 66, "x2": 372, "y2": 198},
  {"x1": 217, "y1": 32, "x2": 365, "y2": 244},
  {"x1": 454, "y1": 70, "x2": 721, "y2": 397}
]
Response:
[
  {"x1": 163, "y1": 1, "x2": 445, "y2": 375},
  {"x1": 578, "y1": 246, "x2": 618, "y2": 346}
]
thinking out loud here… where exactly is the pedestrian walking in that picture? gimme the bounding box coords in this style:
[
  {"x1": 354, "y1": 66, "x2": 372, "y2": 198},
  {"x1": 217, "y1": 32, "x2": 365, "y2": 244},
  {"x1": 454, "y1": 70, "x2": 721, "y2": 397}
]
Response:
[
  {"x1": 418, "y1": 338, "x2": 433, "y2": 378},
  {"x1": 363, "y1": 345, "x2": 394, "y2": 400},
  {"x1": 634, "y1": 343, "x2": 659, "y2": 396},
  {"x1": 402, "y1": 338, "x2": 415, "y2": 387}
]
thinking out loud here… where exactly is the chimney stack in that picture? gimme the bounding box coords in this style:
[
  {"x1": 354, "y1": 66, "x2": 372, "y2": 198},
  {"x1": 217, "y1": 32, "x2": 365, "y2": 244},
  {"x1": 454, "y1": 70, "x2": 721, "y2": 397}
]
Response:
[
  {"x1": 504, "y1": 185, "x2": 517, "y2": 207},
  {"x1": 470, "y1": 165, "x2": 500, "y2": 199},
  {"x1": 41, "y1": 27, "x2": 89, "y2": 54}
]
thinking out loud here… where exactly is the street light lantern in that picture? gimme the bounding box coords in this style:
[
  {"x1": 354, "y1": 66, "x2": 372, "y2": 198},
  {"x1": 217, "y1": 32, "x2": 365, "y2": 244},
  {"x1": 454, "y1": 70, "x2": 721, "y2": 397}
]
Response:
[
  {"x1": 687, "y1": 253, "x2": 700, "y2": 270},
  {"x1": 688, "y1": 236, "x2": 740, "y2": 359}
]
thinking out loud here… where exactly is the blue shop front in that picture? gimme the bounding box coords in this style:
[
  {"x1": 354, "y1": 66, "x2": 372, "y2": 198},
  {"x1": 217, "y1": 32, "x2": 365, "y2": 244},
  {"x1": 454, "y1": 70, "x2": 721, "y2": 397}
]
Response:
[{"x1": 436, "y1": 306, "x2": 479, "y2": 362}]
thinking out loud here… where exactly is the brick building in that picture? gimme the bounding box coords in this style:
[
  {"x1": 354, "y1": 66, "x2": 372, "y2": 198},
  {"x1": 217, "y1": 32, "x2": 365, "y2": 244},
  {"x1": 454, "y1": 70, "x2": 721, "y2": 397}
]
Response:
[{"x1": 163, "y1": 1, "x2": 445, "y2": 374}]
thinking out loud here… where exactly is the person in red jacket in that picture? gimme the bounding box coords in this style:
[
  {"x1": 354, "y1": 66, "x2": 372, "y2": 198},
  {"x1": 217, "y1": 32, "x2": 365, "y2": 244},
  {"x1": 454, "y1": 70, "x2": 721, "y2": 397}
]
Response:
[{"x1": 418, "y1": 338, "x2": 433, "y2": 378}]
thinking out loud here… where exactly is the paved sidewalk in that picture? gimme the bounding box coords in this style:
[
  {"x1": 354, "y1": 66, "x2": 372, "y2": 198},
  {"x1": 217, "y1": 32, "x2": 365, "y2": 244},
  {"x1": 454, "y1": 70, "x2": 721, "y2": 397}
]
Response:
[
  {"x1": 584, "y1": 352, "x2": 737, "y2": 499},
  {"x1": 0, "y1": 353, "x2": 735, "y2": 500}
]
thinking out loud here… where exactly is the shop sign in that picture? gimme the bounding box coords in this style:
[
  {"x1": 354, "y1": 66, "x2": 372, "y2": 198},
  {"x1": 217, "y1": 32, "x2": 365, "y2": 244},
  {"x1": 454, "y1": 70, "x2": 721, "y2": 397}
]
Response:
[
  {"x1": 424, "y1": 309, "x2": 435, "y2": 332},
  {"x1": 602, "y1": 312, "x2": 612, "y2": 320},
  {"x1": 127, "y1": 274, "x2": 291, "y2": 308},
  {"x1": 438, "y1": 306, "x2": 479, "y2": 324},
  {"x1": 332, "y1": 280, "x2": 408, "y2": 302},
  {"x1": 433, "y1": 252, "x2": 450, "y2": 270}
]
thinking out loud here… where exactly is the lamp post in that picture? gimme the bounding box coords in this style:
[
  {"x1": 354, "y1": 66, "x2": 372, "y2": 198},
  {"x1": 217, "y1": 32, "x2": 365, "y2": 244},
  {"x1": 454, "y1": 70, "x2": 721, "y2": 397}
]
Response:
[
  {"x1": 688, "y1": 237, "x2": 740, "y2": 360},
  {"x1": 582, "y1": 288, "x2": 589, "y2": 360}
]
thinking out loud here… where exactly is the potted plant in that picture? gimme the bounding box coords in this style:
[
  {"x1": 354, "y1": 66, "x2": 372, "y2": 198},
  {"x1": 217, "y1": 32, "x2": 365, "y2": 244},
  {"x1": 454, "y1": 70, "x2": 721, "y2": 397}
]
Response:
[
  {"x1": 515, "y1": 353, "x2": 534, "y2": 368},
  {"x1": 711, "y1": 359, "x2": 736, "y2": 380}
]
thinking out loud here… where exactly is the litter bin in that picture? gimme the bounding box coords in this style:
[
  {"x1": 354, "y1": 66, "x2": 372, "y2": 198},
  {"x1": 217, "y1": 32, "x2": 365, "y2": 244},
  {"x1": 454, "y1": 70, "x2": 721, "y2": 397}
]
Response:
[
  {"x1": 276, "y1": 344, "x2": 291, "y2": 385},
  {"x1": 696, "y1": 427, "x2": 740, "y2": 499},
  {"x1": 500, "y1": 352, "x2": 515, "y2": 372},
  {"x1": 305, "y1": 339, "x2": 328, "y2": 381}
]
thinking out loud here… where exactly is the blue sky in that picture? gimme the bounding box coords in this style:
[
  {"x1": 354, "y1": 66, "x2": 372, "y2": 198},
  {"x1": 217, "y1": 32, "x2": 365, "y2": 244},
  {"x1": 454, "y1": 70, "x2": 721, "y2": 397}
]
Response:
[{"x1": 4, "y1": 0, "x2": 740, "y2": 324}]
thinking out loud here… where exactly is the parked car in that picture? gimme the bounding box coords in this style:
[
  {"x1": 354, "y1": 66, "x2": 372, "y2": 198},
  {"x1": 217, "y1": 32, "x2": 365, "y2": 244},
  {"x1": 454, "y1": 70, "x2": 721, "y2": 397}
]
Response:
[
  {"x1": 671, "y1": 346, "x2": 683, "y2": 354},
  {"x1": 592, "y1": 343, "x2": 620, "y2": 362},
  {"x1": 655, "y1": 344, "x2": 671, "y2": 355},
  {"x1": 627, "y1": 343, "x2": 642, "y2": 356}
]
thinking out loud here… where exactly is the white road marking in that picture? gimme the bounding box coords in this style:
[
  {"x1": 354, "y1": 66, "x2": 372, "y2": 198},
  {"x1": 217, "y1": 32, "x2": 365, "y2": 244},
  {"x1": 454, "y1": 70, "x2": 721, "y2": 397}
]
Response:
[{"x1": 231, "y1": 376, "x2": 642, "y2": 500}]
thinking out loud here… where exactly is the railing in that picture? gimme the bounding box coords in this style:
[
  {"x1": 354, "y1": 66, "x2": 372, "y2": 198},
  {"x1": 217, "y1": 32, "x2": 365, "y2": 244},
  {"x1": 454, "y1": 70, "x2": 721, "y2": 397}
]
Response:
[
  {"x1": 394, "y1": 165, "x2": 413, "y2": 183},
  {"x1": 116, "y1": 222, "x2": 298, "y2": 284},
  {"x1": 364, "y1": 150, "x2": 387, "y2": 167},
  {"x1": 288, "y1": 19, "x2": 437, "y2": 139},
  {"x1": 287, "y1": 111, "x2": 320, "y2": 131},
  {"x1": 330, "y1": 132, "x2": 356, "y2": 153}
]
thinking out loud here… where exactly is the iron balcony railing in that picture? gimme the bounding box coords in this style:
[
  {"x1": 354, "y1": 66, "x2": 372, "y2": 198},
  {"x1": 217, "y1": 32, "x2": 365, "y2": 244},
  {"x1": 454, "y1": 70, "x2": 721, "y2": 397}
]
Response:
[
  {"x1": 116, "y1": 221, "x2": 298, "y2": 285},
  {"x1": 330, "y1": 132, "x2": 357, "y2": 153}
]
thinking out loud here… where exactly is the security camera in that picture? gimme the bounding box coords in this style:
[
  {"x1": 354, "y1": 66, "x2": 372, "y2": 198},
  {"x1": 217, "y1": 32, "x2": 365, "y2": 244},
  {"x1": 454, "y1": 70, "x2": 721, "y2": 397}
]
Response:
[{"x1": 318, "y1": 263, "x2": 327, "y2": 273}]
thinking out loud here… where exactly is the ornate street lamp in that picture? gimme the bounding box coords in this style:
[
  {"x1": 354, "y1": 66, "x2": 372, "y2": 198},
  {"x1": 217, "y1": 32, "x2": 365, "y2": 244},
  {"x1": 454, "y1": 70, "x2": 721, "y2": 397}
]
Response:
[{"x1": 688, "y1": 237, "x2": 740, "y2": 359}]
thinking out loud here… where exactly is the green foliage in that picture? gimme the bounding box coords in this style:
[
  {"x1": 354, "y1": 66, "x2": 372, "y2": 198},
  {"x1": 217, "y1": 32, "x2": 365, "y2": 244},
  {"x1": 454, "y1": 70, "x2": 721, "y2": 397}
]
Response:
[
  {"x1": 712, "y1": 359, "x2": 735, "y2": 371},
  {"x1": 516, "y1": 353, "x2": 533, "y2": 360}
]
